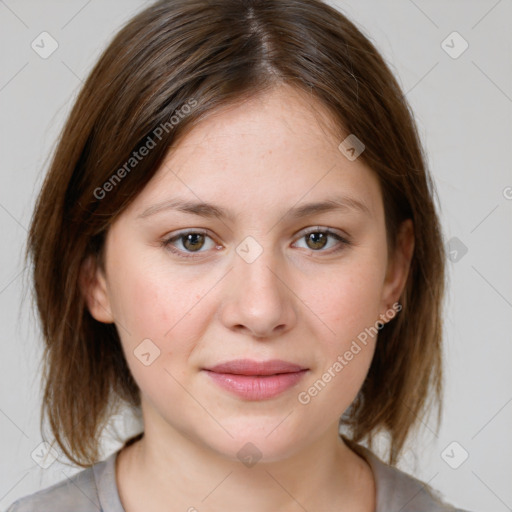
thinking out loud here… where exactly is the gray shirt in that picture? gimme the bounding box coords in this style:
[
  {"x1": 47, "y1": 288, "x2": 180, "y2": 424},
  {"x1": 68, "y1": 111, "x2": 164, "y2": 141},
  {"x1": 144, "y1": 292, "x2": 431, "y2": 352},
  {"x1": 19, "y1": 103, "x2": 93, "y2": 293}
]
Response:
[{"x1": 5, "y1": 442, "x2": 472, "y2": 512}]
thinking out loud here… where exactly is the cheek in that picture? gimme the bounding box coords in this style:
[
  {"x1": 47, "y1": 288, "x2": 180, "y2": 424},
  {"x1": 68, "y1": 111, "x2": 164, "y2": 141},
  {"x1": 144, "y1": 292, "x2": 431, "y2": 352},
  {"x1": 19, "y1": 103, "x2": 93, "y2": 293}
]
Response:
[
  {"x1": 107, "y1": 254, "x2": 206, "y2": 361},
  {"x1": 296, "y1": 250, "x2": 386, "y2": 402},
  {"x1": 295, "y1": 262, "x2": 383, "y2": 415},
  {"x1": 307, "y1": 255, "x2": 387, "y2": 343},
  {"x1": 111, "y1": 272, "x2": 172, "y2": 338},
  {"x1": 107, "y1": 263, "x2": 208, "y2": 404}
]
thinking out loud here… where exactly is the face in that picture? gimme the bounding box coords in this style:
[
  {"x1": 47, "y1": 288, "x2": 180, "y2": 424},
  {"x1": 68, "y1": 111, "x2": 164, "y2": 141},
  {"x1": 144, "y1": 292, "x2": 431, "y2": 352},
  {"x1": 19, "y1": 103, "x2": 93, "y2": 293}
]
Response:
[{"x1": 83, "y1": 85, "x2": 413, "y2": 462}]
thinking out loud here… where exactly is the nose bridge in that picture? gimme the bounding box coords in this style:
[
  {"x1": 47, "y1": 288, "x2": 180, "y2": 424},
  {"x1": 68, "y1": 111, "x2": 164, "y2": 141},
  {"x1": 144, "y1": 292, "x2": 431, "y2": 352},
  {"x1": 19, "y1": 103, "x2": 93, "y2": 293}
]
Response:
[
  {"x1": 235, "y1": 233, "x2": 284, "y2": 301},
  {"x1": 220, "y1": 233, "x2": 295, "y2": 337}
]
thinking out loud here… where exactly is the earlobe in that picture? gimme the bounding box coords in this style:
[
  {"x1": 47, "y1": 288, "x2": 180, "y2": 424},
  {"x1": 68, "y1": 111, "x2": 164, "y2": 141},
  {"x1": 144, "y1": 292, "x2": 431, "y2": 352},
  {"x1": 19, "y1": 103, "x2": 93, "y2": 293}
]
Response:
[
  {"x1": 381, "y1": 219, "x2": 415, "y2": 314},
  {"x1": 79, "y1": 254, "x2": 114, "y2": 323}
]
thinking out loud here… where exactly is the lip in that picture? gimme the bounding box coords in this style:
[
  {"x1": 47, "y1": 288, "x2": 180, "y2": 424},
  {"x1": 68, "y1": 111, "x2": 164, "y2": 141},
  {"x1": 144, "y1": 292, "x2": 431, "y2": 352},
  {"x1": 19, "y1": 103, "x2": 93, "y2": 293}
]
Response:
[
  {"x1": 203, "y1": 359, "x2": 308, "y2": 400},
  {"x1": 206, "y1": 359, "x2": 307, "y2": 375}
]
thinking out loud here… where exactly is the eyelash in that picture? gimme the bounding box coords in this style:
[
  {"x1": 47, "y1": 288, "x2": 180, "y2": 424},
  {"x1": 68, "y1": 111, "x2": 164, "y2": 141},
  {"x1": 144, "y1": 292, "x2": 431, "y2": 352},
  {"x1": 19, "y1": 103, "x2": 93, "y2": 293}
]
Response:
[{"x1": 161, "y1": 227, "x2": 352, "y2": 259}]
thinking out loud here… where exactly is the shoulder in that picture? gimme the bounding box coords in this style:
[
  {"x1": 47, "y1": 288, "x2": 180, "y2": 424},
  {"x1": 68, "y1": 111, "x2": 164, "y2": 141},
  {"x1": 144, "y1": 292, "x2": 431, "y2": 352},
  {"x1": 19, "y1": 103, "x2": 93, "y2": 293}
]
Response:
[
  {"x1": 4, "y1": 457, "x2": 108, "y2": 512},
  {"x1": 348, "y1": 441, "x2": 475, "y2": 512}
]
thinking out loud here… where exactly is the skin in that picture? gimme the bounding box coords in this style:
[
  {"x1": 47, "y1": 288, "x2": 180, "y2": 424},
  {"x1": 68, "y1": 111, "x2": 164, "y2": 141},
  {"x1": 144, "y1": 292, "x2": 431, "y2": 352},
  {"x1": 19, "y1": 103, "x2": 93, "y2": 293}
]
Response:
[{"x1": 82, "y1": 84, "x2": 414, "y2": 512}]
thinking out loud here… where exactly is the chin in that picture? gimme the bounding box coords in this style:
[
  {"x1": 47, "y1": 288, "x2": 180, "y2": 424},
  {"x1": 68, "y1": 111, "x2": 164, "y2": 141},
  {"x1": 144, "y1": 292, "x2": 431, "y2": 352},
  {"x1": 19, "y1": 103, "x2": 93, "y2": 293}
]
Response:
[{"x1": 198, "y1": 419, "x2": 309, "y2": 465}]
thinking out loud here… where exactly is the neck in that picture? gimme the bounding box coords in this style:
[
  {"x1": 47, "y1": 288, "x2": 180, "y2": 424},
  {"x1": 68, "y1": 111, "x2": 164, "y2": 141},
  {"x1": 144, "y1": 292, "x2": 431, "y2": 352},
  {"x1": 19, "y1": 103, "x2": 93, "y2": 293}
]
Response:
[{"x1": 116, "y1": 409, "x2": 375, "y2": 512}]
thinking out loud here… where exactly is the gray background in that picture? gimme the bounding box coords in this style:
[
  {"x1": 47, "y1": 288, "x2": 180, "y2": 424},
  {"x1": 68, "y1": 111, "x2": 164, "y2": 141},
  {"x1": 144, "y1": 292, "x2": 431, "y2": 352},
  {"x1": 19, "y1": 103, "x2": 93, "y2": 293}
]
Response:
[{"x1": 1, "y1": 1, "x2": 511, "y2": 511}]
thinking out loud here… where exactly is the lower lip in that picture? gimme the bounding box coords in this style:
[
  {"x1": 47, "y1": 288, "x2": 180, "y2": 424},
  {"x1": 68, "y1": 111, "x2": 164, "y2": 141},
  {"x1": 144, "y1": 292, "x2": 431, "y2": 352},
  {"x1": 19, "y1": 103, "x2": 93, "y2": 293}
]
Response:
[{"x1": 204, "y1": 370, "x2": 308, "y2": 400}]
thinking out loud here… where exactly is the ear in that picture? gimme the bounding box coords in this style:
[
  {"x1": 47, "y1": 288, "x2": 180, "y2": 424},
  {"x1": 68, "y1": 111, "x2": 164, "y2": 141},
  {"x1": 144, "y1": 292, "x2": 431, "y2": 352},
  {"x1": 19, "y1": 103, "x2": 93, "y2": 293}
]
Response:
[
  {"x1": 79, "y1": 254, "x2": 114, "y2": 323},
  {"x1": 380, "y1": 218, "x2": 415, "y2": 314}
]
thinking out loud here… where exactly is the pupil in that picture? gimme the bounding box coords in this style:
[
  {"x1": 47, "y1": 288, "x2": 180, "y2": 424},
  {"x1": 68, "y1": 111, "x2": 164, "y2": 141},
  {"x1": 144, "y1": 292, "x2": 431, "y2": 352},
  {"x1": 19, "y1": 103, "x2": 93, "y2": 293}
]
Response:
[
  {"x1": 184, "y1": 233, "x2": 204, "y2": 251},
  {"x1": 308, "y1": 232, "x2": 327, "y2": 250}
]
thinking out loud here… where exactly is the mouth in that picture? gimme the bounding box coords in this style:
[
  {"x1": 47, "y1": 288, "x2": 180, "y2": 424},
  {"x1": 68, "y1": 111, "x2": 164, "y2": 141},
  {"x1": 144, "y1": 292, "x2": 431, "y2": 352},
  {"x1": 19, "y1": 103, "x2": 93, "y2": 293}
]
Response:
[
  {"x1": 204, "y1": 358, "x2": 307, "y2": 375},
  {"x1": 202, "y1": 359, "x2": 309, "y2": 400}
]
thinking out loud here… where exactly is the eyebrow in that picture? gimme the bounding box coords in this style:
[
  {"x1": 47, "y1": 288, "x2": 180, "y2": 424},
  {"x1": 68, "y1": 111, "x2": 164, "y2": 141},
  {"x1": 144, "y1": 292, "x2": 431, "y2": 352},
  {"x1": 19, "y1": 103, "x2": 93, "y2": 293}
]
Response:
[{"x1": 136, "y1": 194, "x2": 372, "y2": 221}]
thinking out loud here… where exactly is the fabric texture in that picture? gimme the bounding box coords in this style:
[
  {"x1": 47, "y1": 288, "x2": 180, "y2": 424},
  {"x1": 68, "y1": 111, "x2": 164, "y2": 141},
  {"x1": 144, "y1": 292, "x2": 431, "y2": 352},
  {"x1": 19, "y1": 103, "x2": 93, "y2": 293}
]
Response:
[{"x1": 5, "y1": 440, "x2": 473, "y2": 512}]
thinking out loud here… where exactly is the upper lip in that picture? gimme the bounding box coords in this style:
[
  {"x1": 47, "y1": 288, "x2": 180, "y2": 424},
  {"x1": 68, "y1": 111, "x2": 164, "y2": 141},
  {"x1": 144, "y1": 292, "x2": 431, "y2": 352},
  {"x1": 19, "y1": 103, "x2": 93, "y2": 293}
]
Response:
[{"x1": 204, "y1": 359, "x2": 307, "y2": 376}]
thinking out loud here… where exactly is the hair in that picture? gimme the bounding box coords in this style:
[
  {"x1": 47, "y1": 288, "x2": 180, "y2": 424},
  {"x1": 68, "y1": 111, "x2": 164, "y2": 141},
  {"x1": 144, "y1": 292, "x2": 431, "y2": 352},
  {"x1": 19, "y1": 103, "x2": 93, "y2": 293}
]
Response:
[{"x1": 25, "y1": 0, "x2": 446, "y2": 468}]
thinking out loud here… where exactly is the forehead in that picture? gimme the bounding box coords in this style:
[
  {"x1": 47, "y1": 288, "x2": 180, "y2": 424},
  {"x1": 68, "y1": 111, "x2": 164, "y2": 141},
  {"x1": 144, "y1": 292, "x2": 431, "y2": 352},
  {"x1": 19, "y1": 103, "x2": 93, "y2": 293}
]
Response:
[{"x1": 126, "y1": 86, "x2": 383, "y2": 221}]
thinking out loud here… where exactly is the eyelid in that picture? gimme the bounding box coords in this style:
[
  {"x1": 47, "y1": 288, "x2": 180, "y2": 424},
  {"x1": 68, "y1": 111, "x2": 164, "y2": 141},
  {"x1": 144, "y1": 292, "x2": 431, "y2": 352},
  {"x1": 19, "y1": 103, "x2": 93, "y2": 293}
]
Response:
[{"x1": 296, "y1": 225, "x2": 351, "y2": 242}]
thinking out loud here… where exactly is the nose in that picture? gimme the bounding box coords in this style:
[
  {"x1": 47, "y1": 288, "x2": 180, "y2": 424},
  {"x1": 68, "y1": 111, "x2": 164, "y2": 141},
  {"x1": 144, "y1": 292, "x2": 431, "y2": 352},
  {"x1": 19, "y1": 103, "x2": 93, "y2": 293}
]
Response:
[{"x1": 217, "y1": 239, "x2": 298, "y2": 339}]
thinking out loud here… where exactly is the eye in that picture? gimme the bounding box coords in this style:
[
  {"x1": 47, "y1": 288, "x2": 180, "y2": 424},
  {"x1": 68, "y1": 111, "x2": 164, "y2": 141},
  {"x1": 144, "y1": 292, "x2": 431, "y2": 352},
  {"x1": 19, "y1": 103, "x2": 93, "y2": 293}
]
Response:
[
  {"x1": 292, "y1": 227, "x2": 351, "y2": 254},
  {"x1": 162, "y1": 229, "x2": 219, "y2": 258},
  {"x1": 161, "y1": 227, "x2": 351, "y2": 259}
]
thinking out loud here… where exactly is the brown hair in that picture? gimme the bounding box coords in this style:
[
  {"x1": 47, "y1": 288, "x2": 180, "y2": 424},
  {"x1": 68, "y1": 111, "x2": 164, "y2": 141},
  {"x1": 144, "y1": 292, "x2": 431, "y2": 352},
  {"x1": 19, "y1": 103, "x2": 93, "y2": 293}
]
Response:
[{"x1": 25, "y1": 0, "x2": 446, "y2": 467}]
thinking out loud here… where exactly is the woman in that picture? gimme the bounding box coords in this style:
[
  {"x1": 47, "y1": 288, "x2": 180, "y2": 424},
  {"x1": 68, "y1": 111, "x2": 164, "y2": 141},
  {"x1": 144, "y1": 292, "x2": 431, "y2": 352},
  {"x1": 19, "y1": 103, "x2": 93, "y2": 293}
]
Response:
[{"x1": 8, "y1": 0, "x2": 473, "y2": 510}]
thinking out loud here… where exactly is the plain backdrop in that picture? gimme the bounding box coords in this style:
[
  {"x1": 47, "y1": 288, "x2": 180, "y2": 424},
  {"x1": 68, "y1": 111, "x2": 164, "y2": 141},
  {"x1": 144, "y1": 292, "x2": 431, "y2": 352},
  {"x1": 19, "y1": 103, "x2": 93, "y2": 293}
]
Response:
[{"x1": 0, "y1": 1, "x2": 511, "y2": 511}]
